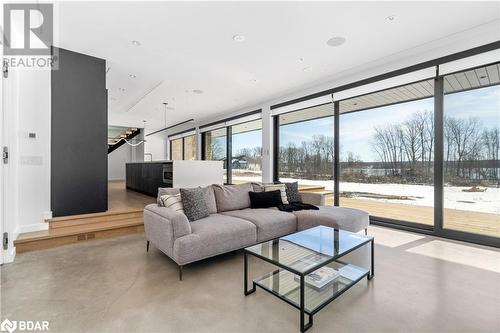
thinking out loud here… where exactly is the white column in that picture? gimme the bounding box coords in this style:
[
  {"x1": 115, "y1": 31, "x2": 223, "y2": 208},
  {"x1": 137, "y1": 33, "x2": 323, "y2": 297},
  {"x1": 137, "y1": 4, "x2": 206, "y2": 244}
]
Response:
[{"x1": 261, "y1": 105, "x2": 273, "y2": 183}]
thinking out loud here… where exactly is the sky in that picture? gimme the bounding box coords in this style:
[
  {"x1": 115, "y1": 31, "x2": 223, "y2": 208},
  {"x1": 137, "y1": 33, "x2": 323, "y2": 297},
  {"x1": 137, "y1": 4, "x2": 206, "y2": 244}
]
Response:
[{"x1": 228, "y1": 85, "x2": 499, "y2": 160}]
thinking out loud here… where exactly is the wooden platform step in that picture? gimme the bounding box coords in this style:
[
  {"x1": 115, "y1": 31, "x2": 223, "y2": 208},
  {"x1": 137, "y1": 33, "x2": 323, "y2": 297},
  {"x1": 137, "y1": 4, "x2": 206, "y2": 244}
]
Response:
[{"x1": 15, "y1": 210, "x2": 145, "y2": 253}]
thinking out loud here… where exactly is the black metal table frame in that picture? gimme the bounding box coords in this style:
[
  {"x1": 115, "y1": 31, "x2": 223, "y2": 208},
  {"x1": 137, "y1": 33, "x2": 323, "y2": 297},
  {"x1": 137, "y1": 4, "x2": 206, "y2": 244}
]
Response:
[{"x1": 244, "y1": 238, "x2": 374, "y2": 332}]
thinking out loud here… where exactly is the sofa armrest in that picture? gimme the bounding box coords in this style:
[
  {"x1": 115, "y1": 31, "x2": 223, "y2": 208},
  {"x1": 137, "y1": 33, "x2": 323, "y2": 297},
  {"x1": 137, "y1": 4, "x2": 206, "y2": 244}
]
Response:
[
  {"x1": 300, "y1": 192, "x2": 325, "y2": 206},
  {"x1": 143, "y1": 204, "x2": 191, "y2": 260},
  {"x1": 144, "y1": 204, "x2": 191, "y2": 239}
]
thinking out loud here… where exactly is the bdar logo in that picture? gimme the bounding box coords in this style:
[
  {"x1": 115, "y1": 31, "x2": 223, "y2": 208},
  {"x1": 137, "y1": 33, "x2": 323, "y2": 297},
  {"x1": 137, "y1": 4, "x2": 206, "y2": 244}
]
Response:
[{"x1": 0, "y1": 319, "x2": 17, "y2": 333}]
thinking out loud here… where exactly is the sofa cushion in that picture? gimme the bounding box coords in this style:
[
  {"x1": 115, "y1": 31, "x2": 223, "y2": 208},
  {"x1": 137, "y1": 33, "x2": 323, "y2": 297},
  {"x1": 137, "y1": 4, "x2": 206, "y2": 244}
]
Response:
[
  {"x1": 158, "y1": 186, "x2": 217, "y2": 214},
  {"x1": 221, "y1": 208, "x2": 297, "y2": 242},
  {"x1": 212, "y1": 183, "x2": 253, "y2": 212},
  {"x1": 249, "y1": 190, "x2": 283, "y2": 209},
  {"x1": 180, "y1": 188, "x2": 210, "y2": 222},
  {"x1": 294, "y1": 206, "x2": 369, "y2": 233},
  {"x1": 173, "y1": 214, "x2": 257, "y2": 265}
]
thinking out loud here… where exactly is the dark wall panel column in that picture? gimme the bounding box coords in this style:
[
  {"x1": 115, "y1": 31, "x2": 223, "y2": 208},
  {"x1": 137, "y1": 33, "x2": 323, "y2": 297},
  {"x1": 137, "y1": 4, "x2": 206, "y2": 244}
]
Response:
[{"x1": 51, "y1": 47, "x2": 107, "y2": 217}]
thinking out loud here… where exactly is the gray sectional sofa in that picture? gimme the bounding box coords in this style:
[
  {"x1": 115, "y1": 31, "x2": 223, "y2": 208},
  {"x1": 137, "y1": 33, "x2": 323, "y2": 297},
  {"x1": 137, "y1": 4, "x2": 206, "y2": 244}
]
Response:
[{"x1": 144, "y1": 183, "x2": 369, "y2": 279}]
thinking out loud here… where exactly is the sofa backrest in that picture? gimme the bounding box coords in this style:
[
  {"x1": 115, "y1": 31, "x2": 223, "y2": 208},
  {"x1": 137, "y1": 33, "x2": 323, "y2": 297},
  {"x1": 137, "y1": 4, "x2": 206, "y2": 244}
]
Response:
[
  {"x1": 157, "y1": 186, "x2": 217, "y2": 214},
  {"x1": 212, "y1": 183, "x2": 253, "y2": 212}
]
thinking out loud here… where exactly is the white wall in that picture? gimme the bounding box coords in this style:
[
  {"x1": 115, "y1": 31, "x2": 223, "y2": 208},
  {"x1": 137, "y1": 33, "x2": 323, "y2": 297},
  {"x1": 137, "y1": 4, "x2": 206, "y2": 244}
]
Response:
[
  {"x1": 144, "y1": 133, "x2": 168, "y2": 161},
  {"x1": 2, "y1": 67, "x2": 51, "y2": 263}
]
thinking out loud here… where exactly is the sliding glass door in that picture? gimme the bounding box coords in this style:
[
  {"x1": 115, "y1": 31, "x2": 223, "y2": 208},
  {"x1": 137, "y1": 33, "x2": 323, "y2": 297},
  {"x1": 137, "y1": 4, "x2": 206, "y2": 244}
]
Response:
[
  {"x1": 339, "y1": 80, "x2": 435, "y2": 227},
  {"x1": 442, "y1": 64, "x2": 500, "y2": 238}
]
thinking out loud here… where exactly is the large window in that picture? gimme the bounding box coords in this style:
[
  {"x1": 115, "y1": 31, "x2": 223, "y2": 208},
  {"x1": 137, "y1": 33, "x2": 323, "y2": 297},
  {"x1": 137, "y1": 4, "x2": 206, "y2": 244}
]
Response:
[
  {"x1": 278, "y1": 103, "x2": 334, "y2": 203},
  {"x1": 171, "y1": 138, "x2": 183, "y2": 160},
  {"x1": 203, "y1": 127, "x2": 228, "y2": 182},
  {"x1": 339, "y1": 80, "x2": 435, "y2": 226},
  {"x1": 231, "y1": 119, "x2": 262, "y2": 183},
  {"x1": 169, "y1": 133, "x2": 197, "y2": 160},
  {"x1": 443, "y1": 65, "x2": 500, "y2": 238},
  {"x1": 183, "y1": 134, "x2": 197, "y2": 160}
]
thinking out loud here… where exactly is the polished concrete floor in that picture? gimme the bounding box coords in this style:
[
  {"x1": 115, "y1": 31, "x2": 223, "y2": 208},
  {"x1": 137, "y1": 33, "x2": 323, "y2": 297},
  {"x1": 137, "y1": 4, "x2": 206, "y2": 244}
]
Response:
[{"x1": 2, "y1": 226, "x2": 499, "y2": 333}]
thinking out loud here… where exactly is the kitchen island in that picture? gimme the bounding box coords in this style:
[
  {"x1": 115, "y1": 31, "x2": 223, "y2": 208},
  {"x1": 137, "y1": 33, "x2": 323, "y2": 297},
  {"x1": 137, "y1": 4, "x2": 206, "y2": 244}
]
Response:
[{"x1": 126, "y1": 160, "x2": 223, "y2": 196}]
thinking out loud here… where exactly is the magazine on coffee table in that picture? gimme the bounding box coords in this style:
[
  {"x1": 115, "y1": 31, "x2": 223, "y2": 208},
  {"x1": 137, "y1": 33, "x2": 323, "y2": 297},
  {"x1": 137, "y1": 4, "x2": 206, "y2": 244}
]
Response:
[{"x1": 294, "y1": 265, "x2": 340, "y2": 290}]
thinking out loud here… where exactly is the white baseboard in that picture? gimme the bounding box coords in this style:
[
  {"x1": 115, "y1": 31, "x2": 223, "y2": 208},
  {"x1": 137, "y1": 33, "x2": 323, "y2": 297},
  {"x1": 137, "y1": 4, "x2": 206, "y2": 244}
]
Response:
[{"x1": 16, "y1": 222, "x2": 49, "y2": 234}]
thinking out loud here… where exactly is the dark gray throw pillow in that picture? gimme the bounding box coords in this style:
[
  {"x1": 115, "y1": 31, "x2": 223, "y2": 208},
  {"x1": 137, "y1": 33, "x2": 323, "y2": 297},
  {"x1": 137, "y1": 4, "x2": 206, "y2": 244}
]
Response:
[
  {"x1": 284, "y1": 182, "x2": 302, "y2": 203},
  {"x1": 180, "y1": 187, "x2": 210, "y2": 222}
]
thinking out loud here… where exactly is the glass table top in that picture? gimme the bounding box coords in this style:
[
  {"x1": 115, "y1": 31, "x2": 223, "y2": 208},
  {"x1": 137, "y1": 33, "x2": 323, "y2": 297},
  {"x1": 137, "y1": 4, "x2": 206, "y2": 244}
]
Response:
[{"x1": 245, "y1": 225, "x2": 373, "y2": 274}]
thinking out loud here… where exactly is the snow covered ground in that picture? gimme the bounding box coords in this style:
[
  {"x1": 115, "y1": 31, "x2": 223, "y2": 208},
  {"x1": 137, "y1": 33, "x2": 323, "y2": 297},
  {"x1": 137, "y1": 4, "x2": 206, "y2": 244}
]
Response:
[{"x1": 233, "y1": 174, "x2": 500, "y2": 215}]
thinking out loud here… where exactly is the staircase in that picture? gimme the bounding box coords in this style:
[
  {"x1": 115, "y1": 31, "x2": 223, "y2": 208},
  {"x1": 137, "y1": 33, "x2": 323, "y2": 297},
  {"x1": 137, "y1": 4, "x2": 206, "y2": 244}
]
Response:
[
  {"x1": 108, "y1": 127, "x2": 141, "y2": 154},
  {"x1": 14, "y1": 210, "x2": 144, "y2": 253}
]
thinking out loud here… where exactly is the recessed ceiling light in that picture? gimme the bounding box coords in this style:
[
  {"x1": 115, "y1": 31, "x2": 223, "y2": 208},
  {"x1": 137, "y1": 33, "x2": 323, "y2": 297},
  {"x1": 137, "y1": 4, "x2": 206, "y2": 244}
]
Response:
[
  {"x1": 232, "y1": 34, "x2": 246, "y2": 42},
  {"x1": 327, "y1": 36, "x2": 346, "y2": 47},
  {"x1": 251, "y1": 79, "x2": 258, "y2": 83},
  {"x1": 385, "y1": 15, "x2": 397, "y2": 22},
  {"x1": 192, "y1": 89, "x2": 203, "y2": 94},
  {"x1": 129, "y1": 74, "x2": 137, "y2": 78},
  {"x1": 298, "y1": 57, "x2": 304, "y2": 62},
  {"x1": 131, "y1": 40, "x2": 141, "y2": 46},
  {"x1": 479, "y1": 75, "x2": 487, "y2": 79},
  {"x1": 118, "y1": 88, "x2": 125, "y2": 92}
]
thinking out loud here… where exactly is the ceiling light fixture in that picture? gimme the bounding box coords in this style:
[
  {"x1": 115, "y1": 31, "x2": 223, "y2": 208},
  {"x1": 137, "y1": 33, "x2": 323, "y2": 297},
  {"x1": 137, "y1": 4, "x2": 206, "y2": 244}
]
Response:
[
  {"x1": 385, "y1": 15, "x2": 397, "y2": 22},
  {"x1": 118, "y1": 88, "x2": 125, "y2": 92},
  {"x1": 129, "y1": 74, "x2": 137, "y2": 78},
  {"x1": 163, "y1": 102, "x2": 168, "y2": 127},
  {"x1": 131, "y1": 40, "x2": 141, "y2": 46},
  {"x1": 192, "y1": 89, "x2": 203, "y2": 94},
  {"x1": 327, "y1": 36, "x2": 346, "y2": 47},
  {"x1": 232, "y1": 34, "x2": 246, "y2": 42}
]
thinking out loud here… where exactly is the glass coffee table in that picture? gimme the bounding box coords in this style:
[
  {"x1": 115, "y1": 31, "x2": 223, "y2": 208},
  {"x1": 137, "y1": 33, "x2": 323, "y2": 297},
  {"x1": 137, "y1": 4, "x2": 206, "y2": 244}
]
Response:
[{"x1": 244, "y1": 225, "x2": 374, "y2": 332}]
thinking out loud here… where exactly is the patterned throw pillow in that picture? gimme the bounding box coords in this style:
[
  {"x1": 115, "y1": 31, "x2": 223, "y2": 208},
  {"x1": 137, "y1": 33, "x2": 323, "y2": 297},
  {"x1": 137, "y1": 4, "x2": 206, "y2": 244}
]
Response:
[
  {"x1": 284, "y1": 182, "x2": 302, "y2": 203},
  {"x1": 159, "y1": 193, "x2": 185, "y2": 214},
  {"x1": 180, "y1": 187, "x2": 210, "y2": 222},
  {"x1": 263, "y1": 184, "x2": 289, "y2": 204}
]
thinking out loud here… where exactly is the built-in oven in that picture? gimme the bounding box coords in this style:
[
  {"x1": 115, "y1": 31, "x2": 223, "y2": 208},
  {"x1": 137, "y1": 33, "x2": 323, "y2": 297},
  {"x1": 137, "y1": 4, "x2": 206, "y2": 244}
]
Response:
[{"x1": 162, "y1": 163, "x2": 173, "y2": 184}]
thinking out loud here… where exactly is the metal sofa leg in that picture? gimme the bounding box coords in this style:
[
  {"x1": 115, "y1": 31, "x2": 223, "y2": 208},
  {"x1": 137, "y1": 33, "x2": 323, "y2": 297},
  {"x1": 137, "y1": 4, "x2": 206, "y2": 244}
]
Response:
[
  {"x1": 146, "y1": 240, "x2": 150, "y2": 252},
  {"x1": 179, "y1": 265, "x2": 183, "y2": 281},
  {"x1": 364, "y1": 228, "x2": 368, "y2": 235}
]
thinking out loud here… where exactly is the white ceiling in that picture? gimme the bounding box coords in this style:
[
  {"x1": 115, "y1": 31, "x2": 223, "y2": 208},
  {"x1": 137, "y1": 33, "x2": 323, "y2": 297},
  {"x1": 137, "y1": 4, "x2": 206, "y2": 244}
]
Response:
[{"x1": 56, "y1": 1, "x2": 500, "y2": 133}]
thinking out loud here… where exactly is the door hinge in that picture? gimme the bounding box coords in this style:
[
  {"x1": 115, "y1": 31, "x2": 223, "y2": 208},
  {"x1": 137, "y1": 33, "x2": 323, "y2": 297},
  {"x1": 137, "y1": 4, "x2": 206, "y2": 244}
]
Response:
[
  {"x1": 3, "y1": 232, "x2": 8, "y2": 250},
  {"x1": 2, "y1": 147, "x2": 8, "y2": 164},
  {"x1": 2, "y1": 62, "x2": 8, "y2": 78}
]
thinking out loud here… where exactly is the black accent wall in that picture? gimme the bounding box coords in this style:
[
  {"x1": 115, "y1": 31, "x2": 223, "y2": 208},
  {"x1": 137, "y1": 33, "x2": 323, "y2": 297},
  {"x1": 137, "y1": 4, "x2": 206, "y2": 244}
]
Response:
[{"x1": 51, "y1": 47, "x2": 107, "y2": 217}]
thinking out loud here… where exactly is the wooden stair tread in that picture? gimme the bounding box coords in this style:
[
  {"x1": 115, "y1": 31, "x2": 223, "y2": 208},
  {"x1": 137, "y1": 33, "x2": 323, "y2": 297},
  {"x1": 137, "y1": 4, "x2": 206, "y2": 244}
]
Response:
[
  {"x1": 46, "y1": 208, "x2": 144, "y2": 223},
  {"x1": 49, "y1": 211, "x2": 143, "y2": 229},
  {"x1": 15, "y1": 218, "x2": 143, "y2": 244}
]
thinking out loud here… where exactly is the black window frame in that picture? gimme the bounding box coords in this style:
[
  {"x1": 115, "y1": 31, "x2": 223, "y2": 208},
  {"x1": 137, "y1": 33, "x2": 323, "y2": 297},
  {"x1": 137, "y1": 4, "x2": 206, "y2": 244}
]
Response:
[
  {"x1": 271, "y1": 41, "x2": 500, "y2": 248},
  {"x1": 200, "y1": 110, "x2": 262, "y2": 185}
]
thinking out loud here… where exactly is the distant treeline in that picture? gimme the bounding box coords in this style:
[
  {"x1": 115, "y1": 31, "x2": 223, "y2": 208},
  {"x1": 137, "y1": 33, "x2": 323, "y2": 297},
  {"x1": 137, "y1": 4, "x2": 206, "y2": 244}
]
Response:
[{"x1": 277, "y1": 110, "x2": 499, "y2": 187}]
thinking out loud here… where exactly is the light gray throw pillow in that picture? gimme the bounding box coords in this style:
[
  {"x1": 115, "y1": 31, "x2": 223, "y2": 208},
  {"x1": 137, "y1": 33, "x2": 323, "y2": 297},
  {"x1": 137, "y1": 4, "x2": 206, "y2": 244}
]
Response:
[
  {"x1": 212, "y1": 183, "x2": 253, "y2": 212},
  {"x1": 179, "y1": 187, "x2": 210, "y2": 222}
]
